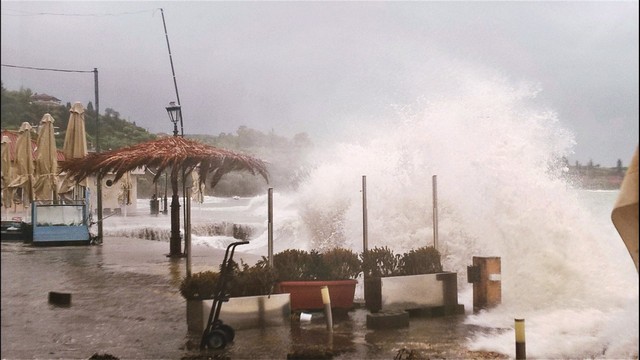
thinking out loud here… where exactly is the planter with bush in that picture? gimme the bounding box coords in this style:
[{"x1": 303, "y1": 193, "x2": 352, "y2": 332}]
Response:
[
  {"x1": 362, "y1": 245, "x2": 462, "y2": 315},
  {"x1": 271, "y1": 248, "x2": 362, "y2": 312},
  {"x1": 180, "y1": 260, "x2": 290, "y2": 333}
]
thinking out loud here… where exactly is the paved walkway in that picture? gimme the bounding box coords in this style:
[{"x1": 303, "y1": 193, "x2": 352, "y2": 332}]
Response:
[{"x1": 1, "y1": 236, "x2": 501, "y2": 360}]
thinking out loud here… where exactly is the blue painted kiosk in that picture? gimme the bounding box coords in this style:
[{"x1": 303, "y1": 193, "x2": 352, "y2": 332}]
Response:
[{"x1": 30, "y1": 198, "x2": 92, "y2": 246}]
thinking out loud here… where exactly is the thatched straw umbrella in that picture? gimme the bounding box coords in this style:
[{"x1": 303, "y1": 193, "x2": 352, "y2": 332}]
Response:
[{"x1": 59, "y1": 136, "x2": 269, "y2": 257}]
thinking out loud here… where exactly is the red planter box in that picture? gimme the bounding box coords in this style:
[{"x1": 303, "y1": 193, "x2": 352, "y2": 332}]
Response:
[{"x1": 277, "y1": 279, "x2": 357, "y2": 312}]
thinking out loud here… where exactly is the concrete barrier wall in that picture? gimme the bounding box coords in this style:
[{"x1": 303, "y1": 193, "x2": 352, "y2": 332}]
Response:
[{"x1": 189, "y1": 293, "x2": 291, "y2": 333}]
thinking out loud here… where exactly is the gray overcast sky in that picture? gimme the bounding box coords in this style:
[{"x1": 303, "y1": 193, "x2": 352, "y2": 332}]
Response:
[{"x1": 1, "y1": 1, "x2": 638, "y2": 167}]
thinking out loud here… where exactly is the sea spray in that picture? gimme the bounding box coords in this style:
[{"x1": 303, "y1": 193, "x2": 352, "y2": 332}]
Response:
[
  {"x1": 277, "y1": 76, "x2": 636, "y2": 358},
  {"x1": 107, "y1": 73, "x2": 637, "y2": 358}
]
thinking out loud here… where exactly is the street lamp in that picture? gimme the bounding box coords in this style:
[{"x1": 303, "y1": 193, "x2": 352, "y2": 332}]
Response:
[
  {"x1": 166, "y1": 102, "x2": 183, "y2": 257},
  {"x1": 166, "y1": 102, "x2": 182, "y2": 137}
]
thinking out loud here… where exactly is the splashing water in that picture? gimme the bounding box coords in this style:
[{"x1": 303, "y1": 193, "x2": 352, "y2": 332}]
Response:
[
  {"x1": 111, "y1": 74, "x2": 637, "y2": 358},
  {"x1": 263, "y1": 75, "x2": 637, "y2": 358}
]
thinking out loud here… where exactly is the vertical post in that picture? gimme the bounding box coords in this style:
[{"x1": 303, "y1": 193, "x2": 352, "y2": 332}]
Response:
[
  {"x1": 161, "y1": 8, "x2": 185, "y2": 258},
  {"x1": 160, "y1": 8, "x2": 183, "y2": 136},
  {"x1": 94, "y1": 68, "x2": 103, "y2": 242},
  {"x1": 432, "y1": 175, "x2": 438, "y2": 250},
  {"x1": 169, "y1": 168, "x2": 182, "y2": 257},
  {"x1": 182, "y1": 168, "x2": 187, "y2": 254},
  {"x1": 268, "y1": 187, "x2": 273, "y2": 268},
  {"x1": 321, "y1": 286, "x2": 333, "y2": 331},
  {"x1": 185, "y1": 187, "x2": 192, "y2": 277},
  {"x1": 515, "y1": 318, "x2": 526, "y2": 359},
  {"x1": 471, "y1": 256, "x2": 502, "y2": 312},
  {"x1": 362, "y1": 175, "x2": 368, "y2": 253},
  {"x1": 163, "y1": 173, "x2": 168, "y2": 214}
]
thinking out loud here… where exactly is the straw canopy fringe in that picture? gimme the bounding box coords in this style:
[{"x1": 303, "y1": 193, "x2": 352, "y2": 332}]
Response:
[{"x1": 59, "y1": 136, "x2": 269, "y2": 189}]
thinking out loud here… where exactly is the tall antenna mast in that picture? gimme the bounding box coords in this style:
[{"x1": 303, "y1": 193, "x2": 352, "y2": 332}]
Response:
[{"x1": 160, "y1": 8, "x2": 183, "y2": 136}]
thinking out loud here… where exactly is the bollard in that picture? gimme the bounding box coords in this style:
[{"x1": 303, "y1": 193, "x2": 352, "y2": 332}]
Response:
[
  {"x1": 469, "y1": 256, "x2": 501, "y2": 312},
  {"x1": 321, "y1": 286, "x2": 333, "y2": 331},
  {"x1": 515, "y1": 318, "x2": 526, "y2": 359}
]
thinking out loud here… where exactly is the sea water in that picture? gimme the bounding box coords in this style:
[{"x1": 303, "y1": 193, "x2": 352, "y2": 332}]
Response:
[{"x1": 111, "y1": 75, "x2": 637, "y2": 358}]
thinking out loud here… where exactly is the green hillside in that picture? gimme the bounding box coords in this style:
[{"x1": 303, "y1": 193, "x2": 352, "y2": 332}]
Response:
[
  {"x1": 1, "y1": 84, "x2": 156, "y2": 151},
  {"x1": 1, "y1": 84, "x2": 314, "y2": 196}
]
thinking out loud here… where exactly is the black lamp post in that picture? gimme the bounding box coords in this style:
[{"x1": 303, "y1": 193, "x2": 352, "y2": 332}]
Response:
[
  {"x1": 166, "y1": 102, "x2": 183, "y2": 257},
  {"x1": 166, "y1": 102, "x2": 181, "y2": 137}
]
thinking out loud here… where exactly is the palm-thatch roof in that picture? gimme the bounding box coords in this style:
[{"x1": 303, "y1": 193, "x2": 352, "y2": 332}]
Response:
[{"x1": 59, "y1": 136, "x2": 269, "y2": 188}]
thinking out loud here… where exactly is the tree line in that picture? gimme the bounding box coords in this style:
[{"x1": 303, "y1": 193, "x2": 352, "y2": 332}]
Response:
[{"x1": 1, "y1": 84, "x2": 315, "y2": 196}]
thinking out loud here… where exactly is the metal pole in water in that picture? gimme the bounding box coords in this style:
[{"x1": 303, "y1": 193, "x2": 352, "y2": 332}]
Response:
[
  {"x1": 160, "y1": 8, "x2": 182, "y2": 132},
  {"x1": 362, "y1": 175, "x2": 368, "y2": 253},
  {"x1": 515, "y1": 318, "x2": 526, "y2": 359},
  {"x1": 268, "y1": 187, "x2": 273, "y2": 268},
  {"x1": 94, "y1": 68, "x2": 103, "y2": 242},
  {"x1": 186, "y1": 188, "x2": 192, "y2": 277},
  {"x1": 432, "y1": 175, "x2": 438, "y2": 250},
  {"x1": 321, "y1": 286, "x2": 333, "y2": 331}
]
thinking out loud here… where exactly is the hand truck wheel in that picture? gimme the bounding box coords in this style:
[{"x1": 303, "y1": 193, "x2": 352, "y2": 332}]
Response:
[
  {"x1": 219, "y1": 323, "x2": 235, "y2": 342},
  {"x1": 205, "y1": 328, "x2": 228, "y2": 349}
]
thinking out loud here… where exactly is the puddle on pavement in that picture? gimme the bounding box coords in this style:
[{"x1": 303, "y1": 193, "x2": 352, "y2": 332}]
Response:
[
  {"x1": 178, "y1": 308, "x2": 480, "y2": 360},
  {"x1": 1, "y1": 240, "x2": 504, "y2": 360}
]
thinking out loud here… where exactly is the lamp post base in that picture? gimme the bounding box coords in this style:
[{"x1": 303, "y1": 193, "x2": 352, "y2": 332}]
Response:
[{"x1": 169, "y1": 194, "x2": 182, "y2": 257}]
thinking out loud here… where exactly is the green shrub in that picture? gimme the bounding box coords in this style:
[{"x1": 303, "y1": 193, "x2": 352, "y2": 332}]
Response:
[
  {"x1": 361, "y1": 246, "x2": 400, "y2": 277},
  {"x1": 179, "y1": 271, "x2": 220, "y2": 300},
  {"x1": 228, "y1": 260, "x2": 277, "y2": 297},
  {"x1": 361, "y1": 246, "x2": 443, "y2": 277},
  {"x1": 267, "y1": 247, "x2": 361, "y2": 281},
  {"x1": 270, "y1": 249, "x2": 315, "y2": 281},
  {"x1": 320, "y1": 247, "x2": 361, "y2": 280},
  {"x1": 398, "y1": 246, "x2": 442, "y2": 275},
  {"x1": 180, "y1": 245, "x2": 442, "y2": 300}
]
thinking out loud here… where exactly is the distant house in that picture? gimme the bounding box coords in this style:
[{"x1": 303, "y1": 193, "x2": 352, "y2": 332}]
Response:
[{"x1": 30, "y1": 93, "x2": 62, "y2": 107}]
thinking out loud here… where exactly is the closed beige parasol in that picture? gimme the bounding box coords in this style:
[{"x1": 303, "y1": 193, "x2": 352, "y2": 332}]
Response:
[
  {"x1": 33, "y1": 113, "x2": 59, "y2": 201},
  {"x1": 7, "y1": 122, "x2": 35, "y2": 210},
  {"x1": 59, "y1": 102, "x2": 88, "y2": 200},
  {"x1": 1, "y1": 135, "x2": 14, "y2": 209},
  {"x1": 611, "y1": 146, "x2": 639, "y2": 271}
]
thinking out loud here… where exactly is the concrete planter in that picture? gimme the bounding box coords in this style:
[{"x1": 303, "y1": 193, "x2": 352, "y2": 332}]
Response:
[
  {"x1": 277, "y1": 279, "x2": 357, "y2": 312},
  {"x1": 364, "y1": 272, "x2": 463, "y2": 315},
  {"x1": 186, "y1": 293, "x2": 291, "y2": 333}
]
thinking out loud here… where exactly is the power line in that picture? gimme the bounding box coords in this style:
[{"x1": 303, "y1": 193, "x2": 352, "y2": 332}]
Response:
[
  {"x1": 1, "y1": 64, "x2": 94, "y2": 74},
  {"x1": 1, "y1": 9, "x2": 157, "y2": 17}
]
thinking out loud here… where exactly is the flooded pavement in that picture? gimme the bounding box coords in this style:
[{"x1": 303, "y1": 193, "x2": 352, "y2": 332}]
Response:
[{"x1": 1, "y1": 237, "x2": 502, "y2": 360}]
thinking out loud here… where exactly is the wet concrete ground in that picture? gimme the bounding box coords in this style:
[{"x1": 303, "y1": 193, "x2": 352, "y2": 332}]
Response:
[{"x1": 1, "y1": 237, "x2": 504, "y2": 360}]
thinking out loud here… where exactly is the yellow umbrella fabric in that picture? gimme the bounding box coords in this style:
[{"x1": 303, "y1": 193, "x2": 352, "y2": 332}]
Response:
[
  {"x1": 59, "y1": 102, "x2": 88, "y2": 199},
  {"x1": 33, "y1": 113, "x2": 59, "y2": 201},
  {"x1": 611, "y1": 146, "x2": 639, "y2": 271},
  {"x1": 118, "y1": 171, "x2": 132, "y2": 206},
  {"x1": 63, "y1": 102, "x2": 88, "y2": 160},
  {"x1": 1, "y1": 135, "x2": 14, "y2": 209},
  {"x1": 7, "y1": 122, "x2": 35, "y2": 209},
  {"x1": 191, "y1": 169, "x2": 205, "y2": 204}
]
